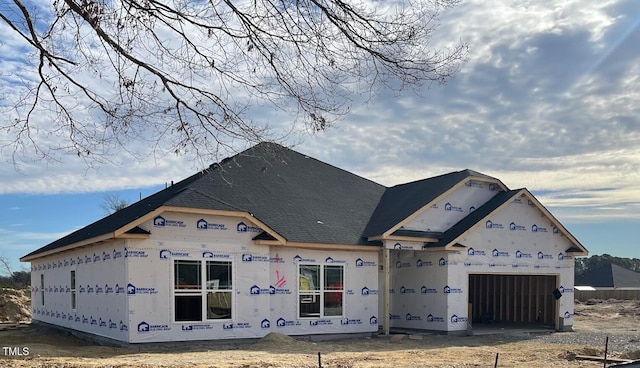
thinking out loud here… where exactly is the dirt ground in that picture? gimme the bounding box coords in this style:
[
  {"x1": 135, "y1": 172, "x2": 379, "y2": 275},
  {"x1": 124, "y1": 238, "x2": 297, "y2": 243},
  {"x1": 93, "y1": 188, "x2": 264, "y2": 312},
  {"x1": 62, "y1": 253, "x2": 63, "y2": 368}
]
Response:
[{"x1": 1, "y1": 290, "x2": 639, "y2": 367}]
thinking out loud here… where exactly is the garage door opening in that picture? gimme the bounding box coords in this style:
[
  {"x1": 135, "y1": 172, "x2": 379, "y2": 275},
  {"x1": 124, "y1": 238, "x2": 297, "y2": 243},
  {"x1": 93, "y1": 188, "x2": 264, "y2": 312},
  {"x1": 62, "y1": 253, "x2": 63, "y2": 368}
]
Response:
[{"x1": 469, "y1": 274, "x2": 557, "y2": 327}]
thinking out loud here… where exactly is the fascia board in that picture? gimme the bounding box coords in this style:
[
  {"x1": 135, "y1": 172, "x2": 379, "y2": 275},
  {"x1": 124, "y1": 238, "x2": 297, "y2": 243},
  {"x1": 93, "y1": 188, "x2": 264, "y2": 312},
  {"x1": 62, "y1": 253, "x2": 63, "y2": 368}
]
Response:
[{"x1": 20, "y1": 233, "x2": 114, "y2": 262}]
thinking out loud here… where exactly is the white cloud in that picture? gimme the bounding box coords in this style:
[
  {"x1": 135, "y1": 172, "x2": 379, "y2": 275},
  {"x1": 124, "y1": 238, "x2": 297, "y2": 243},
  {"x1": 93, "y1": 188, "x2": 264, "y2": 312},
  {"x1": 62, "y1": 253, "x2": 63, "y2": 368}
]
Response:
[{"x1": 2, "y1": 0, "x2": 640, "y2": 227}]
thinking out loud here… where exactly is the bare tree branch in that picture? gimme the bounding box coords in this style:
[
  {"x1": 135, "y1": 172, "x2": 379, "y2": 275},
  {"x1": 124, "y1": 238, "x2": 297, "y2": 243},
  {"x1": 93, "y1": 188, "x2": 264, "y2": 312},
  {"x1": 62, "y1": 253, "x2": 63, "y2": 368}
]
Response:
[
  {"x1": 0, "y1": 254, "x2": 13, "y2": 277},
  {"x1": 0, "y1": 0, "x2": 468, "y2": 165},
  {"x1": 100, "y1": 193, "x2": 129, "y2": 214}
]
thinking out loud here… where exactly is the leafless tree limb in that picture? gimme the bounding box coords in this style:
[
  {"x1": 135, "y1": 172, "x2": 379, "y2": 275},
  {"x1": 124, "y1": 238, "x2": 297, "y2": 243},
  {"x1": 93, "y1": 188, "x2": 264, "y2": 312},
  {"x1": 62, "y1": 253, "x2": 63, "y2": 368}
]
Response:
[{"x1": 0, "y1": 0, "x2": 468, "y2": 165}]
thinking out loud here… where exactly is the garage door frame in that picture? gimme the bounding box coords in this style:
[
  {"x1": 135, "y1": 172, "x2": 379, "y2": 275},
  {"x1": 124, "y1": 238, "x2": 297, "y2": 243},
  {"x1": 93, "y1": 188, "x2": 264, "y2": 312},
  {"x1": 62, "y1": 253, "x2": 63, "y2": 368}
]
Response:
[{"x1": 468, "y1": 273, "x2": 559, "y2": 328}]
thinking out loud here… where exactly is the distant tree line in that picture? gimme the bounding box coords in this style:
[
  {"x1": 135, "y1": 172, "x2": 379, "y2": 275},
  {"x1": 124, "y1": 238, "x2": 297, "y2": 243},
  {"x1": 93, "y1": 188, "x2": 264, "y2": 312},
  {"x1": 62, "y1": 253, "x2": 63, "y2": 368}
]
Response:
[
  {"x1": 0, "y1": 271, "x2": 30, "y2": 288},
  {"x1": 575, "y1": 254, "x2": 640, "y2": 275},
  {"x1": 0, "y1": 255, "x2": 30, "y2": 288}
]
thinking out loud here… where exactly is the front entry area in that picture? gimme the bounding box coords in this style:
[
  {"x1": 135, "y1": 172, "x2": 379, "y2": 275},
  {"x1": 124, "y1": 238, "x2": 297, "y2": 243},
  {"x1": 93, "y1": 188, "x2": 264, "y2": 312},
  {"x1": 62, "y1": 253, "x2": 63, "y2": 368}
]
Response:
[{"x1": 468, "y1": 274, "x2": 557, "y2": 327}]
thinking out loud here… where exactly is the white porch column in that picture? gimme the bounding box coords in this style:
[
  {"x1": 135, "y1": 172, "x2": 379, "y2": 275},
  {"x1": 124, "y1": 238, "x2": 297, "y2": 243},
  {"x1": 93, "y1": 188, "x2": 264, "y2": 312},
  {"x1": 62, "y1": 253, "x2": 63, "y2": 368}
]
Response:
[{"x1": 383, "y1": 247, "x2": 390, "y2": 335}]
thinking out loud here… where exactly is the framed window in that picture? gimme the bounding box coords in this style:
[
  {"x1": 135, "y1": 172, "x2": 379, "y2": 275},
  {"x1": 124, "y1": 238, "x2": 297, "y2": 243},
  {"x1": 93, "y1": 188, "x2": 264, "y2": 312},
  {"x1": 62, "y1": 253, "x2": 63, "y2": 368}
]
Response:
[
  {"x1": 174, "y1": 260, "x2": 202, "y2": 322},
  {"x1": 70, "y1": 270, "x2": 77, "y2": 310},
  {"x1": 298, "y1": 264, "x2": 344, "y2": 318},
  {"x1": 324, "y1": 265, "x2": 344, "y2": 316},
  {"x1": 206, "y1": 261, "x2": 232, "y2": 319},
  {"x1": 40, "y1": 273, "x2": 44, "y2": 306},
  {"x1": 173, "y1": 260, "x2": 233, "y2": 322}
]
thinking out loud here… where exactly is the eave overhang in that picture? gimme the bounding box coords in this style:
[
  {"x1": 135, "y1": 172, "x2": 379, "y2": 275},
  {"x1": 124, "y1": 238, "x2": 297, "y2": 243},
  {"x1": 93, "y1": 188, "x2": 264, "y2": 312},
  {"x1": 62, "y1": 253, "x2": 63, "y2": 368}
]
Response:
[{"x1": 20, "y1": 206, "x2": 287, "y2": 262}]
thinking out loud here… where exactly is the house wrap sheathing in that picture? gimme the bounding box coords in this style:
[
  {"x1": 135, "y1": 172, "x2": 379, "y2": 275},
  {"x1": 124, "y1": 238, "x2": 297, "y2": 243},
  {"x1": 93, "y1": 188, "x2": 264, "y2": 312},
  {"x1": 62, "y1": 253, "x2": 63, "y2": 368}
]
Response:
[{"x1": 21, "y1": 143, "x2": 587, "y2": 343}]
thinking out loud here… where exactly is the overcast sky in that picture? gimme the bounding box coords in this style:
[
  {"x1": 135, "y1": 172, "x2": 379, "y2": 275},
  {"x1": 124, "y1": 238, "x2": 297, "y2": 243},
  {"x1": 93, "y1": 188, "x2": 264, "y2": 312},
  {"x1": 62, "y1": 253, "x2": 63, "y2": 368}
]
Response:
[{"x1": 1, "y1": 0, "x2": 640, "y2": 273}]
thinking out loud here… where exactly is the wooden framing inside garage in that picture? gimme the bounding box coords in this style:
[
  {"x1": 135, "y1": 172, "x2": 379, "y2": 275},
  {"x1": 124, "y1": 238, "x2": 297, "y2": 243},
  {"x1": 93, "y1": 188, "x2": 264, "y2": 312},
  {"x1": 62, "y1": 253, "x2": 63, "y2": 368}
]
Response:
[{"x1": 468, "y1": 274, "x2": 558, "y2": 327}]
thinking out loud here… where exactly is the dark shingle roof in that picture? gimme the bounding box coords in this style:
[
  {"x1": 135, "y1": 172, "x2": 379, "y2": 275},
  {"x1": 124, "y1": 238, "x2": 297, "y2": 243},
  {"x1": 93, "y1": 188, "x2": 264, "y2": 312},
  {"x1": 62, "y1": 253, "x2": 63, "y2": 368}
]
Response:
[
  {"x1": 24, "y1": 143, "x2": 562, "y2": 261},
  {"x1": 22, "y1": 142, "x2": 387, "y2": 259},
  {"x1": 363, "y1": 170, "x2": 497, "y2": 237},
  {"x1": 165, "y1": 142, "x2": 387, "y2": 245},
  {"x1": 576, "y1": 263, "x2": 640, "y2": 288}
]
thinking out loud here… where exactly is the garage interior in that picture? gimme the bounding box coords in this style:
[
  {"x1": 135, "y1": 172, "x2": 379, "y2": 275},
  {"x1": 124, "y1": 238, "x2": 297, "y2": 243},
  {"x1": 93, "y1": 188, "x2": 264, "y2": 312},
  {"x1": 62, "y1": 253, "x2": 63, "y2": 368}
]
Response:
[{"x1": 468, "y1": 274, "x2": 558, "y2": 327}]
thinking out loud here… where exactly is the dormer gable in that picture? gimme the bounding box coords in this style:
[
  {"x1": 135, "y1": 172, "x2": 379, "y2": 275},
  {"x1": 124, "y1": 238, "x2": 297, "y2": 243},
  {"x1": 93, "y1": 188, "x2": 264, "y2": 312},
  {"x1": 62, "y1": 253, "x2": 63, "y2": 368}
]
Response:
[
  {"x1": 365, "y1": 170, "x2": 507, "y2": 242},
  {"x1": 428, "y1": 189, "x2": 588, "y2": 256}
]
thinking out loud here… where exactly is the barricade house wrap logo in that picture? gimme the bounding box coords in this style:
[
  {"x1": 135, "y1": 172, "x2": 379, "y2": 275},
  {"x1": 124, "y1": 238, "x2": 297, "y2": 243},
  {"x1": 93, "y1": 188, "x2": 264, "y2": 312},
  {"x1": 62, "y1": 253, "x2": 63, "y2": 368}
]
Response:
[
  {"x1": 324, "y1": 256, "x2": 346, "y2": 264},
  {"x1": 515, "y1": 250, "x2": 532, "y2": 259},
  {"x1": 361, "y1": 286, "x2": 378, "y2": 295},
  {"x1": 355, "y1": 258, "x2": 376, "y2": 267},
  {"x1": 485, "y1": 220, "x2": 503, "y2": 229},
  {"x1": 137, "y1": 321, "x2": 170, "y2": 333},
  {"x1": 532, "y1": 224, "x2": 548, "y2": 233},
  {"x1": 509, "y1": 222, "x2": 526, "y2": 231},
  {"x1": 427, "y1": 314, "x2": 445, "y2": 323},
  {"x1": 396, "y1": 260, "x2": 411, "y2": 268},
  {"x1": 124, "y1": 247, "x2": 148, "y2": 258},
  {"x1": 250, "y1": 285, "x2": 271, "y2": 295},
  {"x1": 203, "y1": 251, "x2": 230, "y2": 259},
  {"x1": 261, "y1": 319, "x2": 271, "y2": 329},
  {"x1": 443, "y1": 285, "x2": 463, "y2": 294},
  {"x1": 421, "y1": 285, "x2": 438, "y2": 294},
  {"x1": 196, "y1": 219, "x2": 228, "y2": 231},
  {"x1": 439, "y1": 258, "x2": 457, "y2": 267},
  {"x1": 159, "y1": 249, "x2": 190, "y2": 259},
  {"x1": 276, "y1": 317, "x2": 302, "y2": 327},
  {"x1": 467, "y1": 248, "x2": 486, "y2": 256},
  {"x1": 269, "y1": 285, "x2": 292, "y2": 295},
  {"x1": 127, "y1": 283, "x2": 158, "y2": 295},
  {"x1": 236, "y1": 221, "x2": 262, "y2": 233},
  {"x1": 450, "y1": 314, "x2": 468, "y2": 323},
  {"x1": 293, "y1": 255, "x2": 316, "y2": 263},
  {"x1": 559, "y1": 285, "x2": 574, "y2": 293},
  {"x1": 444, "y1": 202, "x2": 463, "y2": 212},
  {"x1": 153, "y1": 215, "x2": 186, "y2": 228},
  {"x1": 399, "y1": 286, "x2": 415, "y2": 294},
  {"x1": 416, "y1": 259, "x2": 434, "y2": 267},
  {"x1": 242, "y1": 254, "x2": 269, "y2": 262},
  {"x1": 492, "y1": 249, "x2": 510, "y2": 257},
  {"x1": 537, "y1": 251, "x2": 553, "y2": 260}
]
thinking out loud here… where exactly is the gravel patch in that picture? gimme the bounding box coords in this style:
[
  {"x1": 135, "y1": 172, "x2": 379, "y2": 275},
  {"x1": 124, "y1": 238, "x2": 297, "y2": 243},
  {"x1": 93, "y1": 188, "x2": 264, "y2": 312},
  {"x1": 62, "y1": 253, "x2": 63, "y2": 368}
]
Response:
[
  {"x1": 534, "y1": 331, "x2": 640, "y2": 355},
  {"x1": 479, "y1": 329, "x2": 640, "y2": 356}
]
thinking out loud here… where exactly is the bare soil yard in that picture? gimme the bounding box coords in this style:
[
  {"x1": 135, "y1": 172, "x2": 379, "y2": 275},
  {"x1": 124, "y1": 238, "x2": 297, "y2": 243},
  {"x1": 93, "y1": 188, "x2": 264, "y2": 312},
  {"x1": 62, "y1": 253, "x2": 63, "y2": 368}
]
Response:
[{"x1": 1, "y1": 290, "x2": 639, "y2": 367}]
